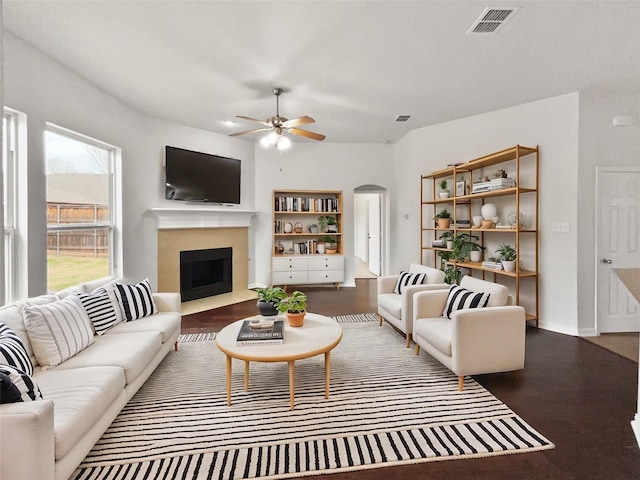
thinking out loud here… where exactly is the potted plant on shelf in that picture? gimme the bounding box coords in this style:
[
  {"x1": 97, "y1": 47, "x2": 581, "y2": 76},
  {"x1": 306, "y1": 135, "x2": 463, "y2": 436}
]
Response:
[
  {"x1": 495, "y1": 243, "x2": 517, "y2": 272},
  {"x1": 439, "y1": 231, "x2": 455, "y2": 250},
  {"x1": 320, "y1": 236, "x2": 338, "y2": 254},
  {"x1": 318, "y1": 215, "x2": 338, "y2": 233},
  {"x1": 277, "y1": 290, "x2": 307, "y2": 327},
  {"x1": 434, "y1": 208, "x2": 451, "y2": 229},
  {"x1": 438, "y1": 179, "x2": 450, "y2": 199},
  {"x1": 255, "y1": 286, "x2": 287, "y2": 317}
]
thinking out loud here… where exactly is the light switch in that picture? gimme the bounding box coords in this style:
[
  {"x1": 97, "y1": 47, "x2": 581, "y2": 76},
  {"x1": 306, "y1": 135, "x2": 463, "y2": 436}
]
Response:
[{"x1": 551, "y1": 222, "x2": 570, "y2": 233}]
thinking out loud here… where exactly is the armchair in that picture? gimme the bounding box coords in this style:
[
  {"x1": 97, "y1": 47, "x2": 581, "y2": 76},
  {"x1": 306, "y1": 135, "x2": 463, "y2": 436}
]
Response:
[
  {"x1": 377, "y1": 264, "x2": 447, "y2": 347},
  {"x1": 412, "y1": 276, "x2": 526, "y2": 390}
]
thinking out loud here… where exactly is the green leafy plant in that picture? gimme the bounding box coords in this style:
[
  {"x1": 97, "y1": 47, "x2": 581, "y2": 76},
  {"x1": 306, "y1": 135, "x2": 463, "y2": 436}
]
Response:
[
  {"x1": 495, "y1": 243, "x2": 517, "y2": 261},
  {"x1": 277, "y1": 291, "x2": 307, "y2": 314},
  {"x1": 439, "y1": 179, "x2": 448, "y2": 190},
  {"x1": 320, "y1": 235, "x2": 337, "y2": 247},
  {"x1": 443, "y1": 264, "x2": 462, "y2": 285},
  {"x1": 434, "y1": 208, "x2": 451, "y2": 219},
  {"x1": 255, "y1": 286, "x2": 287, "y2": 302},
  {"x1": 317, "y1": 215, "x2": 337, "y2": 227}
]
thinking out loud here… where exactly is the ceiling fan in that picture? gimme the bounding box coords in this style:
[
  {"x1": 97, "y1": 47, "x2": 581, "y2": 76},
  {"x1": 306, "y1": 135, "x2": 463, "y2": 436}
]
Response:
[{"x1": 230, "y1": 88, "x2": 325, "y2": 146}]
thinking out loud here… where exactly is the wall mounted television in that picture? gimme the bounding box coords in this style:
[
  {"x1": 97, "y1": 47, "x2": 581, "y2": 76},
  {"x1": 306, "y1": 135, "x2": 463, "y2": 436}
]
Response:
[{"x1": 164, "y1": 146, "x2": 241, "y2": 204}]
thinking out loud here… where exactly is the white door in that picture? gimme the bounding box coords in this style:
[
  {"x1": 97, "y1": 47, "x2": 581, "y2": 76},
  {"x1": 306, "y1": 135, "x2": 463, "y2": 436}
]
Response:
[
  {"x1": 368, "y1": 195, "x2": 381, "y2": 276},
  {"x1": 596, "y1": 168, "x2": 640, "y2": 333}
]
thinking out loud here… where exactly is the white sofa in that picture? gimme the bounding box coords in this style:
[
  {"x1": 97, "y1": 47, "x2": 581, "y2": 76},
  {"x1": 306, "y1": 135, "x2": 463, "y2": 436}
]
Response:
[
  {"x1": 0, "y1": 277, "x2": 182, "y2": 480},
  {"x1": 412, "y1": 276, "x2": 526, "y2": 390},
  {"x1": 377, "y1": 264, "x2": 447, "y2": 347}
]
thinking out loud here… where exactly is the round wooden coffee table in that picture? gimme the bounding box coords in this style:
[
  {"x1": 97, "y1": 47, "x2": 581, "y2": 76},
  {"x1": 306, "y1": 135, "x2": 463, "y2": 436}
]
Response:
[{"x1": 215, "y1": 313, "x2": 343, "y2": 410}]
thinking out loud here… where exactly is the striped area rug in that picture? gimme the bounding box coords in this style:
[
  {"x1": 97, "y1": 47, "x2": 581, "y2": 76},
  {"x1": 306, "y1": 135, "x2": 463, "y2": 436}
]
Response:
[{"x1": 71, "y1": 314, "x2": 553, "y2": 480}]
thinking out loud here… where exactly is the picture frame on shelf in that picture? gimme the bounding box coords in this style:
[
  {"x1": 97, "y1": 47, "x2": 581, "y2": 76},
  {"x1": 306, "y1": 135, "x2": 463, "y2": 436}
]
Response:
[{"x1": 456, "y1": 180, "x2": 466, "y2": 197}]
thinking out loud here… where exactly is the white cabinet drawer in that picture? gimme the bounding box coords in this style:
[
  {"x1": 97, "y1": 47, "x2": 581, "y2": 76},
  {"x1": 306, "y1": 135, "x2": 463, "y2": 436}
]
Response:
[
  {"x1": 273, "y1": 257, "x2": 308, "y2": 272},
  {"x1": 308, "y1": 270, "x2": 344, "y2": 284},
  {"x1": 273, "y1": 271, "x2": 309, "y2": 285},
  {"x1": 308, "y1": 256, "x2": 344, "y2": 271}
]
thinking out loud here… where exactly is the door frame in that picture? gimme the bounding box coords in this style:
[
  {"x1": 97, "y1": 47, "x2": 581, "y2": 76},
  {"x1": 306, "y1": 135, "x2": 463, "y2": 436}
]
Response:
[
  {"x1": 594, "y1": 165, "x2": 640, "y2": 334},
  {"x1": 354, "y1": 185, "x2": 388, "y2": 277}
]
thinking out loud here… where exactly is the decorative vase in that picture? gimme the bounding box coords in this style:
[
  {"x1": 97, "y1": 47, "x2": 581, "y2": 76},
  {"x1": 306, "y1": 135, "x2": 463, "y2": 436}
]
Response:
[
  {"x1": 472, "y1": 215, "x2": 483, "y2": 227},
  {"x1": 481, "y1": 203, "x2": 497, "y2": 220},
  {"x1": 286, "y1": 311, "x2": 305, "y2": 328},
  {"x1": 317, "y1": 243, "x2": 326, "y2": 254},
  {"x1": 257, "y1": 300, "x2": 278, "y2": 317}
]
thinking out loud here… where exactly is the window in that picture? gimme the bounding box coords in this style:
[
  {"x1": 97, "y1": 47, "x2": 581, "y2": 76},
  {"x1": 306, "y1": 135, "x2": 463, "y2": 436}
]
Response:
[
  {"x1": 45, "y1": 125, "x2": 119, "y2": 292},
  {"x1": 2, "y1": 110, "x2": 18, "y2": 304}
]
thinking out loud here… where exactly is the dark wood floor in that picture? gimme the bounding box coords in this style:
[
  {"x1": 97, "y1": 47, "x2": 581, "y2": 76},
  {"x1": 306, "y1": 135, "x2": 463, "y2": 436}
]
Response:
[{"x1": 182, "y1": 279, "x2": 640, "y2": 480}]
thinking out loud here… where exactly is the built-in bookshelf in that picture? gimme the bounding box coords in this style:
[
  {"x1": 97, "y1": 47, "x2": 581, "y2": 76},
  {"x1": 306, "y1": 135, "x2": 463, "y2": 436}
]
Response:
[{"x1": 272, "y1": 189, "x2": 344, "y2": 289}]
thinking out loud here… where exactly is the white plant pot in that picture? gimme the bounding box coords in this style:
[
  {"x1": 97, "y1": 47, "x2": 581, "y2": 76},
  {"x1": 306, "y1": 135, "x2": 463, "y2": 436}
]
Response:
[
  {"x1": 438, "y1": 192, "x2": 450, "y2": 199},
  {"x1": 446, "y1": 240, "x2": 454, "y2": 250},
  {"x1": 469, "y1": 250, "x2": 482, "y2": 262},
  {"x1": 502, "y1": 260, "x2": 516, "y2": 272},
  {"x1": 317, "y1": 243, "x2": 326, "y2": 254}
]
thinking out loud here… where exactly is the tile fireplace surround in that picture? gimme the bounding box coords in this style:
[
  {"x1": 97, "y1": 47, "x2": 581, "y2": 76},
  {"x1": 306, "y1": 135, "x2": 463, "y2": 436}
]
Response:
[{"x1": 150, "y1": 208, "x2": 257, "y2": 315}]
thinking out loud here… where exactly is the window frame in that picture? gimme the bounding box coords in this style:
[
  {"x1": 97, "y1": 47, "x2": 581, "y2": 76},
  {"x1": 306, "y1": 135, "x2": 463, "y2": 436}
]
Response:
[{"x1": 45, "y1": 123, "x2": 122, "y2": 290}]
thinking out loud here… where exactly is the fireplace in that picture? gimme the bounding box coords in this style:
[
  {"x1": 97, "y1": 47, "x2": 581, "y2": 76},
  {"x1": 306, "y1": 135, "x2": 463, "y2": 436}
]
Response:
[{"x1": 180, "y1": 247, "x2": 232, "y2": 302}]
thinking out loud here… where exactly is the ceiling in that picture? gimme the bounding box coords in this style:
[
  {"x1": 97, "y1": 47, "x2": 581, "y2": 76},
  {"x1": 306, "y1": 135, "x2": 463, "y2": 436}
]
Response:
[{"x1": 4, "y1": 1, "x2": 640, "y2": 144}]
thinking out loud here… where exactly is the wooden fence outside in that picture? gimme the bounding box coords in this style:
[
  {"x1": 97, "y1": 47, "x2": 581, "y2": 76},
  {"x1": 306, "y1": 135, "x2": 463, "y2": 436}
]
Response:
[{"x1": 47, "y1": 203, "x2": 109, "y2": 257}]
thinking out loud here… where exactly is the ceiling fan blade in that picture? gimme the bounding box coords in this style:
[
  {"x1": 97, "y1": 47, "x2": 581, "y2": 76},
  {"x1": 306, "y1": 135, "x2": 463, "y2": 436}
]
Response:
[
  {"x1": 236, "y1": 115, "x2": 270, "y2": 127},
  {"x1": 288, "y1": 128, "x2": 326, "y2": 141},
  {"x1": 229, "y1": 127, "x2": 272, "y2": 137},
  {"x1": 282, "y1": 116, "x2": 315, "y2": 128}
]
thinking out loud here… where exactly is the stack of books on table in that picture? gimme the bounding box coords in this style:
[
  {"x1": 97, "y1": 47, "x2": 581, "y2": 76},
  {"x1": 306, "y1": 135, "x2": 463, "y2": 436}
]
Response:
[
  {"x1": 471, "y1": 182, "x2": 491, "y2": 194},
  {"x1": 482, "y1": 261, "x2": 504, "y2": 270},
  {"x1": 236, "y1": 319, "x2": 284, "y2": 346}
]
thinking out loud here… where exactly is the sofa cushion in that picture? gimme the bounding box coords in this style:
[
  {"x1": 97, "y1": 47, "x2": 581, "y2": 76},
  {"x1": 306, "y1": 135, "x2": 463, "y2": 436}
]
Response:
[
  {"x1": 24, "y1": 295, "x2": 95, "y2": 370},
  {"x1": 394, "y1": 271, "x2": 427, "y2": 294},
  {"x1": 377, "y1": 292, "x2": 402, "y2": 319},
  {"x1": 414, "y1": 317, "x2": 452, "y2": 356},
  {"x1": 0, "y1": 323, "x2": 33, "y2": 375},
  {"x1": 76, "y1": 286, "x2": 122, "y2": 335},
  {"x1": 53, "y1": 331, "x2": 162, "y2": 385},
  {"x1": 105, "y1": 311, "x2": 181, "y2": 344},
  {"x1": 442, "y1": 284, "x2": 490, "y2": 319},
  {"x1": 34, "y1": 366, "x2": 126, "y2": 460},
  {"x1": 114, "y1": 278, "x2": 157, "y2": 321},
  {"x1": 0, "y1": 364, "x2": 43, "y2": 403}
]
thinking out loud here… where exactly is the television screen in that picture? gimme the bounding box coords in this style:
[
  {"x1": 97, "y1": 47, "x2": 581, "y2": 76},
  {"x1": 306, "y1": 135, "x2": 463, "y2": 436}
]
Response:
[{"x1": 164, "y1": 146, "x2": 241, "y2": 204}]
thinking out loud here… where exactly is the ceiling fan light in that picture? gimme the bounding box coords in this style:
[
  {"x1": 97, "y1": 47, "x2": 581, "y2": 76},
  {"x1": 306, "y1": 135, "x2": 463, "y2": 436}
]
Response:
[
  {"x1": 261, "y1": 132, "x2": 278, "y2": 147},
  {"x1": 276, "y1": 135, "x2": 291, "y2": 150}
]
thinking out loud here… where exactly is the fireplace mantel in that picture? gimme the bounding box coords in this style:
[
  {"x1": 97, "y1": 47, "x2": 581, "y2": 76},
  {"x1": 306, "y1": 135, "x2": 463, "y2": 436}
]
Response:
[{"x1": 148, "y1": 207, "x2": 257, "y2": 229}]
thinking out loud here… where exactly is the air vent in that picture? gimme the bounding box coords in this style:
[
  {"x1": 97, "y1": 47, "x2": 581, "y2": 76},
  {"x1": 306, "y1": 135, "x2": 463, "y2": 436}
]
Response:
[
  {"x1": 467, "y1": 6, "x2": 519, "y2": 34},
  {"x1": 395, "y1": 115, "x2": 411, "y2": 122}
]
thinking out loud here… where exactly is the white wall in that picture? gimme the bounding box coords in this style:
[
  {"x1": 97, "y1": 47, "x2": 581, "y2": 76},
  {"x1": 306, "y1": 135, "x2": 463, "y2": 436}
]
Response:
[
  {"x1": 253, "y1": 144, "x2": 393, "y2": 288},
  {"x1": 4, "y1": 32, "x2": 255, "y2": 295},
  {"x1": 393, "y1": 93, "x2": 580, "y2": 334},
  {"x1": 577, "y1": 86, "x2": 640, "y2": 335}
]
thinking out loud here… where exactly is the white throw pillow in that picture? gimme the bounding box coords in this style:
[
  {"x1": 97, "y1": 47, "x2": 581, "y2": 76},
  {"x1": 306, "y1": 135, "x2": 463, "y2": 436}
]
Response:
[
  {"x1": 442, "y1": 284, "x2": 490, "y2": 319},
  {"x1": 114, "y1": 278, "x2": 157, "y2": 322},
  {"x1": 23, "y1": 295, "x2": 94, "y2": 370},
  {"x1": 393, "y1": 271, "x2": 427, "y2": 295}
]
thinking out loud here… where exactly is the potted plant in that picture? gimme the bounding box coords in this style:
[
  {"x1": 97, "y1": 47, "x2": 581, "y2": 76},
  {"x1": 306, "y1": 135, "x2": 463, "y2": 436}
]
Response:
[
  {"x1": 495, "y1": 243, "x2": 517, "y2": 272},
  {"x1": 438, "y1": 179, "x2": 450, "y2": 199},
  {"x1": 320, "y1": 236, "x2": 338, "y2": 254},
  {"x1": 443, "y1": 263, "x2": 462, "y2": 285},
  {"x1": 277, "y1": 290, "x2": 307, "y2": 327},
  {"x1": 434, "y1": 208, "x2": 451, "y2": 229},
  {"x1": 318, "y1": 215, "x2": 337, "y2": 233},
  {"x1": 439, "y1": 231, "x2": 455, "y2": 250},
  {"x1": 255, "y1": 286, "x2": 287, "y2": 317}
]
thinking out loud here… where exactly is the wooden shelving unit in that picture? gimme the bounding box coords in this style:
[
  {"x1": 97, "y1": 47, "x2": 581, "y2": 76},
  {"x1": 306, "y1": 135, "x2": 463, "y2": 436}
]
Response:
[{"x1": 421, "y1": 145, "x2": 539, "y2": 325}]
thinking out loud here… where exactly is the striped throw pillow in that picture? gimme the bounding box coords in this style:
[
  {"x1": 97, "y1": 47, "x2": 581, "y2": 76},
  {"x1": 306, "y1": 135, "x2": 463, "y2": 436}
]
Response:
[
  {"x1": 442, "y1": 284, "x2": 491, "y2": 319},
  {"x1": 393, "y1": 271, "x2": 427, "y2": 294},
  {"x1": 0, "y1": 323, "x2": 33, "y2": 376},
  {"x1": 114, "y1": 278, "x2": 157, "y2": 322},
  {"x1": 23, "y1": 295, "x2": 94, "y2": 370},
  {"x1": 0, "y1": 364, "x2": 43, "y2": 403},
  {"x1": 76, "y1": 286, "x2": 122, "y2": 335}
]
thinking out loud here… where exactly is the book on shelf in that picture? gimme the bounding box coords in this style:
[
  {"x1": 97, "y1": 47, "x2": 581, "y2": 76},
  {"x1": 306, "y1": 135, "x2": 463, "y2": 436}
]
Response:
[
  {"x1": 432, "y1": 239, "x2": 446, "y2": 248},
  {"x1": 236, "y1": 319, "x2": 285, "y2": 346},
  {"x1": 482, "y1": 261, "x2": 504, "y2": 270},
  {"x1": 275, "y1": 195, "x2": 339, "y2": 213}
]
